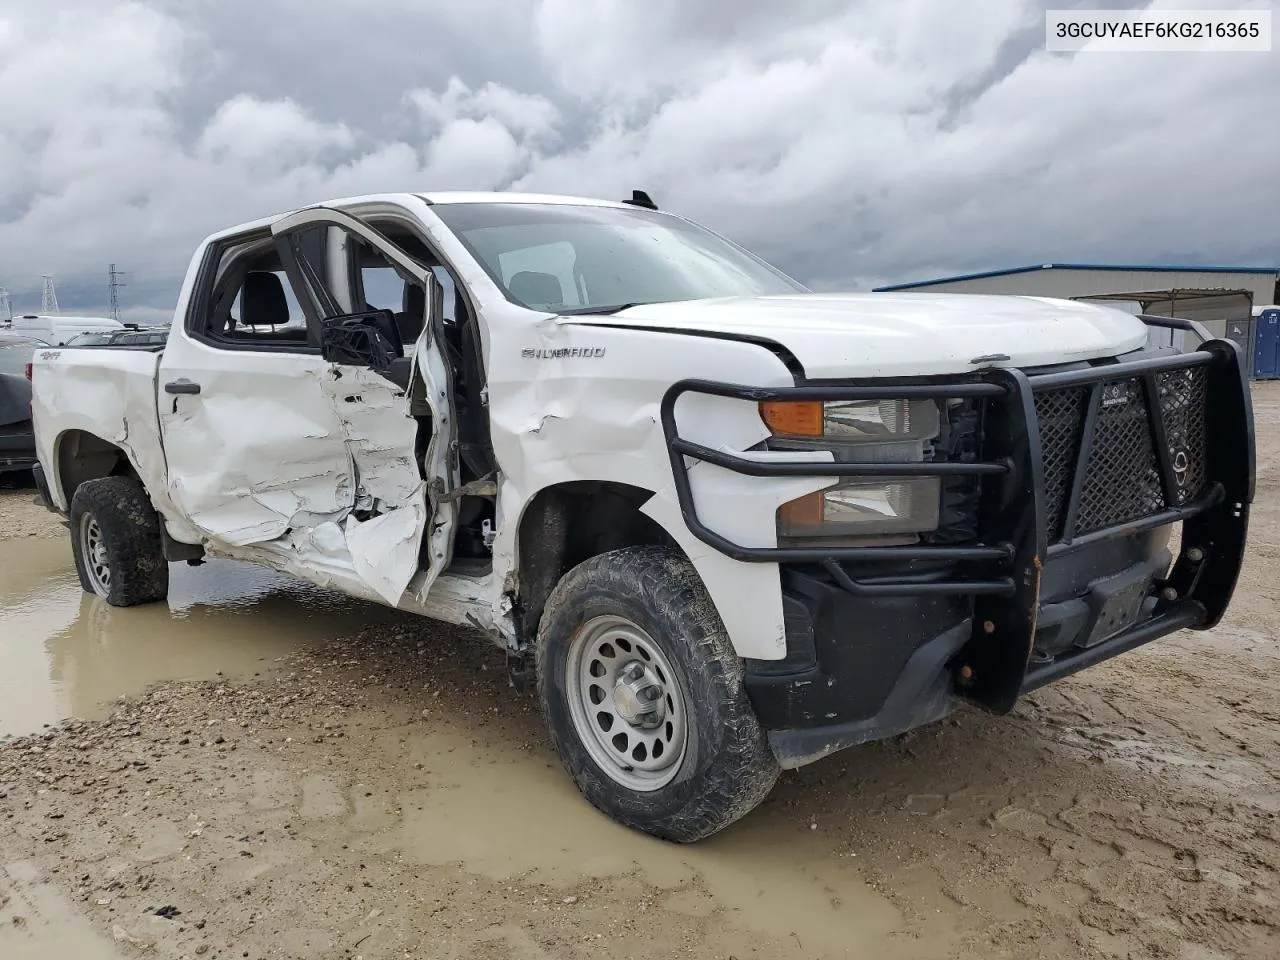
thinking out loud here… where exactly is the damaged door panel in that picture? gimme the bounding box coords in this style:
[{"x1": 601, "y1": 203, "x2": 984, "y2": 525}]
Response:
[
  {"x1": 157, "y1": 309, "x2": 356, "y2": 549},
  {"x1": 271, "y1": 206, "x2": 458, "y2": 607}
]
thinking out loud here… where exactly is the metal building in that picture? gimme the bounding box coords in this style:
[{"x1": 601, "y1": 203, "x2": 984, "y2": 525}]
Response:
[{"x1": 874, "y1": 264, "x2": 1280, "y2": 376}]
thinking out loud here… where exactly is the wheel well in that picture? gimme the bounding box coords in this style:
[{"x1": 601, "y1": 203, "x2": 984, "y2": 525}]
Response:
[
  {"x1": 56, "y1": 430, "x2": 137, "y2": 505},
  {"x1": 514, "y1": 482, "x2": 684, "y2": 645}
]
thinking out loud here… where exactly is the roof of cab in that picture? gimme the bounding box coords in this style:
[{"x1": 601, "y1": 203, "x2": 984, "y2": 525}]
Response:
[
  {"x1": 417, "y1": 190, "x2": 632, "y2": 208},
  {"x1": 202, "y1": 190, "x2": 636, "y2": 244}
]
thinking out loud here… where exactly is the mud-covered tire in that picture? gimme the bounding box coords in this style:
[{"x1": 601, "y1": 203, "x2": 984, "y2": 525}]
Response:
[
  {"x1": 535, "y1": 545, "x2": 779, "y2": 842},
  {"x1": 69, "y1": 475, "x2": 169, "y2": 607}
]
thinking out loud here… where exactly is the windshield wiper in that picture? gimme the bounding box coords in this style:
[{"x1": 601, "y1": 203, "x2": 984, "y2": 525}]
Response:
[{"x1": 556, "y1": 303, "x2": 648, "y2": 316}]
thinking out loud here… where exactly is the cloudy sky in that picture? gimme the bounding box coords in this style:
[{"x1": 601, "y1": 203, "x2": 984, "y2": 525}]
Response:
[{"x1": 0, "y1": 0, "x2": 1276, "y2": 322}]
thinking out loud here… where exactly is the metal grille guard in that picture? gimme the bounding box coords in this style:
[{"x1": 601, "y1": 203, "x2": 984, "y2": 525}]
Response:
[{"x1": 659, "y1": 330, "x2": 1253, "y2": 611}]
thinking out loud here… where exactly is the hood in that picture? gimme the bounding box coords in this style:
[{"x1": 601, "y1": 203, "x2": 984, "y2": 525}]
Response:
[{"x1": 563, "y1": 292, "x2": 1150, "y2": 379}]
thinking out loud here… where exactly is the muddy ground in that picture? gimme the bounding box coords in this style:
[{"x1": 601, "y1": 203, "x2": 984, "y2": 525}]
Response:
[{"x1": 2, "y1": 385, "x2": 1279, "y2": 960}]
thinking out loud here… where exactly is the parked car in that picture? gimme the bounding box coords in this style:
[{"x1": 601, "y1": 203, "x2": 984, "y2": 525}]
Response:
[
  {"x1": 27, "y1": 190, "x2": 1254, "y2": 842},
  {"x1": 65, "y1": 327, "x2": 169, "y2": 347},
  {"x1": 0, "y1": 332, "x2": 46, "y2": 476},
  {"x1": 63, "y1": 331, "x2": 116, "y2": 347},
  {"x1": 3, "y1": 314, "x2": 124, "y2": 346}
]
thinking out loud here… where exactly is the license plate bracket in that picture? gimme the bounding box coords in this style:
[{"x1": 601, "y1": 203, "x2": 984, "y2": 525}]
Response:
[{"x1": 1079, "y1": 569, "x2": 1156, "y2": 649}]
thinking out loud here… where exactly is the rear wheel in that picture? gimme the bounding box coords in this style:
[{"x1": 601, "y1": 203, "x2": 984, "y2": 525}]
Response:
[
  {"x1": 69, "y1": 475, "x2": 169, "y2": 607},
  {"x1": 535, "y1": 545, "x2": 778, "y2": 842}
]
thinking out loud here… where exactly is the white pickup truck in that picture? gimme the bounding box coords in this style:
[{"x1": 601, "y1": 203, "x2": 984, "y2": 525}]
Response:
[{"x1": 30, "y1": 190, "x2": 1254, "y2": 842}]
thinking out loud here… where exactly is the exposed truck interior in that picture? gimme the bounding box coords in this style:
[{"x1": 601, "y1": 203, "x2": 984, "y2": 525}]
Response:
[{"x1": 195, "y1": 220, "x2": 497, "y2": 575}]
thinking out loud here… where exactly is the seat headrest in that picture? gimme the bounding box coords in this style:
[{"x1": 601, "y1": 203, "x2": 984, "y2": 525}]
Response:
[
  {"x1": 242, "y1": 271, "x2": 289, "y2": 327},
  {"x1": 509, "y1": 271, "x2": 564, "y2": 309}
]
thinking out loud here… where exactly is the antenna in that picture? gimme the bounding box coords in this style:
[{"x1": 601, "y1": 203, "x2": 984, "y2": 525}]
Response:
[
  {"x1": 108, "y1": 264, "x2": 127, "y2": 321},
  {"x1": 0, "y1": 287, "x2": 11, "y2": 322},
  {"x1": 41, "y1": 275, "x2": 60, "y2": 315},
  {"x1": 622, "y1": 189, "x2": 658, "y2": 210}
]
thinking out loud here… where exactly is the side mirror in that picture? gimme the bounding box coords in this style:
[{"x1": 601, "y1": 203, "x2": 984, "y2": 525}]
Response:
[{"x1": 320, "y1": 310, "x2": 402, "y2": 371}]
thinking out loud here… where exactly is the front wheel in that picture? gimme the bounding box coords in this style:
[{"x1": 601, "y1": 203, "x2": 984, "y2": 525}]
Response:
[
  {"x1": 535, "y1": 545, "x2": 779, "y2": 842},
  {"x1": 69, "y1": 475, "x2": 169, "y2": 607}
]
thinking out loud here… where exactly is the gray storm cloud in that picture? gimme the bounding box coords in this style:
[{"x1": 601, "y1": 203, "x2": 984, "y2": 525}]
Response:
[{"x1": 0, "y1": 0, "x2": 1276, "y2": 320}]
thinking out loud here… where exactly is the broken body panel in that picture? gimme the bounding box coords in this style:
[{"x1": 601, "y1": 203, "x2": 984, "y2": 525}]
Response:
[{"x1": 28, "y1": 191, "x2": 1253, "y2": 774}]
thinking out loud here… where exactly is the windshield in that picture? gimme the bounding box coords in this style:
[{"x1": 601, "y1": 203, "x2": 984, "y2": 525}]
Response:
[
  {"x1": 431, "y1": 202, "x2": 806, "y2": 313},
  {"x1": 66, "y1": 332, "x2": 114, "y2": 346}
]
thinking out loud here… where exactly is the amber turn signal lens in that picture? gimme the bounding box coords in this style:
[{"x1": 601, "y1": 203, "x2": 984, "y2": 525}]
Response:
[
  {"x1": 778, "y1": 490, "x2": 825, "y2": 527},
  {"x1": 759, "y1": 400, "x2": 824, "y2": 437}
]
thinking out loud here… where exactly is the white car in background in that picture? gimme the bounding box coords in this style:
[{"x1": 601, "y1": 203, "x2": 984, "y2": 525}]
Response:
[{"x1": 2, "y1": 314, "x2": 124, "y2": 346}]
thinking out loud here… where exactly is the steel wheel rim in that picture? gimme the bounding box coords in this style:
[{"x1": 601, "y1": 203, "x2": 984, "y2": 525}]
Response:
[
  {"x1": 79, "y1": 513, "x2": 111, "y2": 596},
  {"x1": 565, "y1": 615, "x2": 688, "y2": 792}
]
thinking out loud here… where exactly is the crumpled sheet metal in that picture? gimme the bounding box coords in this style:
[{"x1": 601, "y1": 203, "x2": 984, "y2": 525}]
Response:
[
  {"x1": 157, "y1": 347, "x2": 355, "y2": 548},
  {"x1": 30, "y1": 346, "x2": 193, "y2": 530},
  {"x1": 480, "y1": 314, "x2": 831, "y2": 660},
  {"x1": 350, "y1": 194, "x2": 833, "y2": 662},
  {"x1": 154, "y1": 324, "x2": 443, "y2": 611},
  {"x1": 322, "y1": 362, "x2": 432, "y2": 606}
]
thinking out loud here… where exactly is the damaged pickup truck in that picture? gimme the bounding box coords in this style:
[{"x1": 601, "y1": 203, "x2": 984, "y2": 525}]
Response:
[{"x1": 30, "y1": 191, "x2": 1254, "y2": 842}]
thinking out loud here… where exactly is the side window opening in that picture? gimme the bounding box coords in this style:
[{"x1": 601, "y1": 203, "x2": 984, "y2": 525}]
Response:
[
  {"x1": 228, "y1": 271, "x2": 308, "y2": 339},
  {"x1": 198, "y1": 236, "x2": 313, "y2": 349}
]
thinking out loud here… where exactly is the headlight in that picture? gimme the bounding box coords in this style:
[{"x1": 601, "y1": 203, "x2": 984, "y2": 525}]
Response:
[
  {"x1": 778, "y1": 478, "x2": 941, "y2": 540},
  {"x1": 759, "y1": 399, "x2": 940, "y2": 442},
  {"x1": 762, "y1": 398, "x2": 943, "y2": 543}
]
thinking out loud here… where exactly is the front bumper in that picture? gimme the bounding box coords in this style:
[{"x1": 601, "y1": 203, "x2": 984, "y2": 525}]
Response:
[{"x1": 660, "y1": 324, "x2": 1253, "y2": 768}]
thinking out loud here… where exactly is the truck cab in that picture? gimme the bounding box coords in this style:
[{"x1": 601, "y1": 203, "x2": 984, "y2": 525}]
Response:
[{"x1": 29, "y1": 191, "x2": 1254, "y2": 842}]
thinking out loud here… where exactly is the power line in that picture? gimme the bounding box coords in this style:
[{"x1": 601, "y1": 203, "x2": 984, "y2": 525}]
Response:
[
  {"x1": 41, "y1": 275, "x2": 59, "y2": 315},
  {"x1": 108, "y1": 264, "x2": 127, "y2": 321}
]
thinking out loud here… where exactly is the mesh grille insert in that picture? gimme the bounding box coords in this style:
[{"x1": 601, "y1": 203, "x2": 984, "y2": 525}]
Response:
[
  {"x1": 1033, "y1": 366, "x2": 1209, "y2": 542},
  {"x1": 1074, "y1": 379, "x2": 1165, "y2": 535},
  {"x1": 1033, "y1": 387, "x2": 1088, "y2": 541},
  {"x1": 1154, "y1": 367, "x2": 1209, "y2": 506}
]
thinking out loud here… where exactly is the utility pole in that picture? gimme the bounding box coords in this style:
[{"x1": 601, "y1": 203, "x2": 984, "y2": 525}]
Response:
[
  {"x1": 0, "y1": 287, "x2": 11, "y2": 322},
  {"x1": 108, "y1": 264, "x2": 126, "y2": 321},
  {"x1": 41, "y1": 275, "x2": 59, "y2": 315}
]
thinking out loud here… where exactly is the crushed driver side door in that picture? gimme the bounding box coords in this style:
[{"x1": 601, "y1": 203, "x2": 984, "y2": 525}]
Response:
[{"x1": 270, "y1": 207, "x2": 459, "y2": 608}]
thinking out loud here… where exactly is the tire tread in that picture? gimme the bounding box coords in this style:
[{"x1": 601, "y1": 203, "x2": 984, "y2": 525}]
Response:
[
  {"x1": 69, "y1": 475, "x2": 169, "y2": 607},
  {"x1": 535, "y1": 545, "x2": 778, "y2": 842}
]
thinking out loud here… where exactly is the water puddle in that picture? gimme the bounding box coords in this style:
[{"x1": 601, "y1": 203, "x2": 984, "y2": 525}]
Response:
[
  {"x1": 0, "y1": 535, "x2": 407, "y2": 738},
  {"x1": 2, "y1": 860, "x2": 129, "y2": 960},
  {"x1": 391, "y1": 729, "x2": 904, "y2": 956}
]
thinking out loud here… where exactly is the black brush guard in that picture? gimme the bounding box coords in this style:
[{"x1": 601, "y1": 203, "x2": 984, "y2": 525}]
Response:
[{"x1": 660, "y1": 326, "x2": 1253, "y2": 714}]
